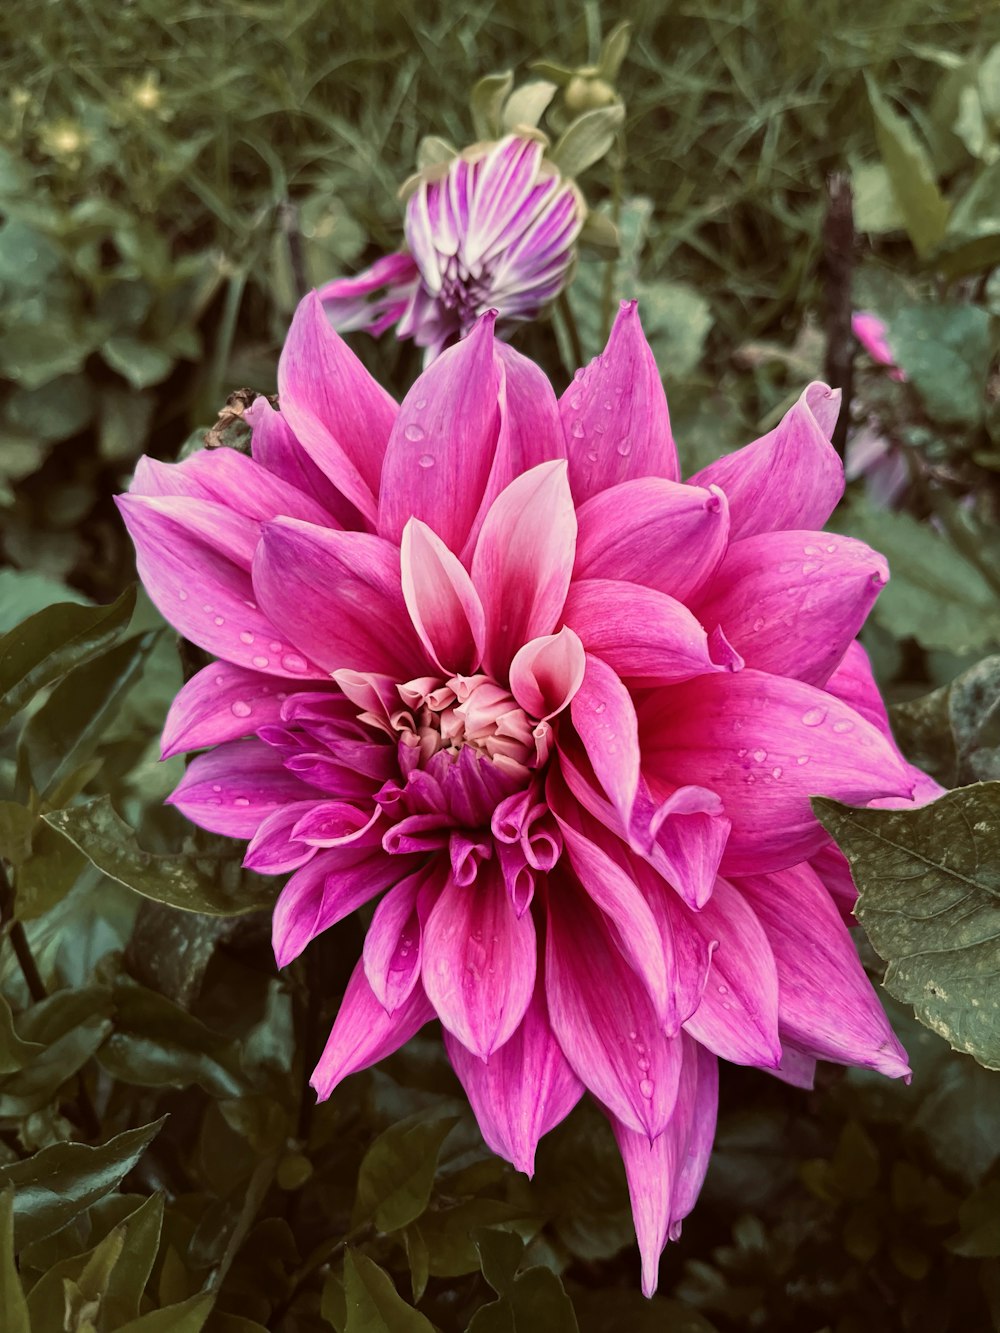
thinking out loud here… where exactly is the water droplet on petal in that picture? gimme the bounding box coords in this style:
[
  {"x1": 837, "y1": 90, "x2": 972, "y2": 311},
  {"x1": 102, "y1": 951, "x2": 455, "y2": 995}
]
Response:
[
  {"x1": 404, "y1": 423, "x2": 425, "y2": 442},
  {"x1": 234, "y1": 796, "x2": 251, "y2": 807},
  {"x1": 240, "y1": 631, "x2": 255, "y2": 645},
  {"x1": 637, "y1": 1056, "x2": 650, "y2": 1071},
  {"x1": 832, "y1": 719, "x2": 854, "y2": 733},
  {"x1": 594, "y1": 701, "x2": 606, "y2": 715},
  {"x1": 418, "y1": 453, "x2": 435, "y2": 469},
  {"x1": 826, "y1": 543, "x2": 837, "y2": 553},
  {"x1": 252, "y1": 655, "x2": 269, "y2": 669},
  {"x1": 282, "y1": 653, "x2": 308, "y2": 673},
  {"x1": 616, "y1": 438, "x2": 632, "y2": 457},
  {"x1": 802, "y1": 707, "x2": 826, "y2": 727},
  {"x1": 717, "y1": 984, "x2": 728, "y2": 995},
  {"x1": 639, "y1": 1078, "x2": 654, "y2": 1099},
  {"x1": 202, "y1": 604, "x2": 213, "y2": 613},
  {"x1": 269, "y1": 641, "x2": 281, "y2": 653},
  {"x1": 752, "y1": 617, "x2": 765, "y2": 632},
  {"x1": 627, "y1": 1030, "x2": 637, "y2": 1040},
  {"x1": 571, "y1": 420, "x2": 585, "y2": 439},
  {"x1": 231, "y1": 700, "x2": 252, "y2": 718},
  {"x1": 214, "y1": 616, "x2": 225, "y2": 626},
  {"x1": 752, "y1": 749, "x2": 767, "y2": 763},
  {"x1": 178, "y1": 589, "x2": 188, "y2": 601},
  {"x1": 803, "y1": 544, "x2": 819, "y2": 556},
  {"x1": 569, "y1": 393, "x2": 583, "y2": 410},
  {"x1": 771, "y1": 766, "x2": 783, "y2": 779},
  {"x1": 802, "y1": 561, "x2": 822, "y2": 575},
  {"x1": 414, "y1": 398, "x2": 427, "y2": 410},
  {"x1": 585, "y1": 448, "x2": 599, "y2": 463},
  {"x1": 214, "y1": 675, "x2": 224, "y2": 686},
  {"x1": 602, "y1": 399, "x2": 613, "y2": 411},
  {"x1": 212, "y1": 784, "x2": 222, "y2": 793}
]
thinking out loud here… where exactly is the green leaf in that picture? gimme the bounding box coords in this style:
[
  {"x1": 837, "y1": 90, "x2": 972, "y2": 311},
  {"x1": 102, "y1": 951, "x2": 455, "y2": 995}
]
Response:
[
  {"x1": 890, "y1": 655, "x2": 1000, "y2": 787},
  {"x1": 597, "y1": 20, "x2": 632, "y2": 82},
  {"x1": 0, "y1": 1117, "x2": 165, "y2": 1249},
  {"x1": 0, "y1": 994, "x2": 42, "y2": 1074},
  {"x1": 470, "y1": 72, "x2": 515, "y2": 141},
  {"x1": 469, "y1": 1266, "x2": 579, "y2": 1333},
  {"x1": 4, "y1": 373, "x2": 96, "y2": 442},
  {"x1": 866, "y1": 77, "x2": 950, "y2": 257},
  {"x1": 475, "y1": 1227, "x2": 524, "y2": 1295},
  {"x1": 0, "y1": 987, "x2": 113, "y2": 1118},
  {"x1": 14, "y1": 820, "x2": 87, "y2": 921},
  {"x1": 416, "y1": 1200, "x2": 529, "y2": 1279},
  {"x1": 115, "y1": 1293, "x2": 215, "y2": 1332},
  {"x1": 937, "y1": 160, "x2": 1000, "y2": 277},
  {"x1": 103, "y1": 335, "x2": 176, "y2": 389},
  {"x1": 101, "y1": 1192, "x2": 166, "y2": 1326},
  {"x1": 549, "y1": 104, "x2": 624, "y2": 177},
  {"x1": 0, "y1": 1188, "x2": 29, "y2": 1333},
  {"x1": 343, "y1": 1250, "x2": 435, "y2": 1333},
  {"x1": 501, "y1": 81, "x2": 557, "y2": 133},
  {"x1": 0, "y1": 802, "x2": 34, "y2": 867},
  {"x1": 43, "y1": 796, "x2": 275, "y2": 916},
  {"x1": 0, "y1": 586, "x2": 136, "y2": 729},
  {"x1": 353, "y1": 1111, "x2": 458, "y2": 1233},
  {"x1": 19, "y1": 631, "x2": 155, "y2": 799},
  {"x1": 949, "y1": 1181, "x2": 1000, "y2": 1257},
  {"x1": 575, "y1": 1290, "x2": 719, "y2": 1332},
  {"x1": 888, "y1": 304, "x2": 992, "y2": 426},
  {"x1": 814, "y1": 786, "x2": 1000, "y2": 1068}
]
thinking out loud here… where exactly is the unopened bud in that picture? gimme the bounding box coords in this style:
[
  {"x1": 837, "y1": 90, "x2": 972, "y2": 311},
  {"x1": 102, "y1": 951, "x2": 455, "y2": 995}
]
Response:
[{"x1": 564, "y1": 73, "x2": 619, "y2": 113}]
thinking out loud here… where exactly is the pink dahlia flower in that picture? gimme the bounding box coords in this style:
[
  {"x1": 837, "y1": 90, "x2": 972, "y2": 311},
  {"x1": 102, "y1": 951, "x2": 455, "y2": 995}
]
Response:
[
  {"x1": 118, "y1": 293, "x2": 937, "y2": 1296},
  {"x1": 318, "y1": 134, "x2": 585, "y2": 363}
]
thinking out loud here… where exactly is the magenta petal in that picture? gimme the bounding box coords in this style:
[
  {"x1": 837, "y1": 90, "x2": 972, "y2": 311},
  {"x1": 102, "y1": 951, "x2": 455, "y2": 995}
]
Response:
[
  {"x1": 378, "y1": 313, "x2": 501, "y2": 552},
  {"x1": 630, "y1": 779, "x2": 730, "y2": 912},
  {"x1": 509, "y1": 627, "x2": 585, "y2": 720},
  {"x1": 689, "y1": 382, "x2": 844, "y2": 539},
  {"x1": 422, "y1": 861, "x2": 537, "y2": 1058},
  {"x1": 681, "y1": 878, "x2": 781, "y2": 1067},
  {"x1": 166, "y1": 740, "x2": 321, "y2": 838},
  {"x1": 277, "y1": 291, "x2": 398, "y2": 524},
  {"x1": 311, "y1": 959, "x2": 435, "y2": 1100},
  {"x1": 400, "y1": 518, "x2": 486, "y2": 674},
  {"x1": 563, "y1": 579, "x2": 741, "y2": 686},
  {"x1": 810, "y1": 839, "x2": 858, "y2": 921},
  {"x1": 243, "y1": 801, "x2": 317, "y2": 873},
  {"x1": 668, "y1": 1040, "x2": 719, "y2": 1235},
  {"x1": 736, "y1": 862, "x2": 910, "y2": 1078},
  {"x1": 253, "y1": 517, "x2": 425, "y2": 677},
  {"x1": 768, "y1": 1042, "x2": 818, "y2": 1090},
  {"x1": 641, "y1": 670, "x2": 912, "y2": 873},
  {"x1": 445, "y1": 986, "x2": 584, "y2": 1176},
  {"x1": 272, "y1": 845, "x2": 412, "y2": 968},
  {"x1": 561, "y1": 301, "x2": 679, "y2": 502},
  {"x1": 693, "y1": 531, "x2": 888, "y2": 686},
  {"x1": 471, "y1": 460, "x2": 577, "y2": 676},
  {"x1": 822, "y1": 639, "x2": 893, "y2": 737},
  {"x1": 545, "y1": 873, "x2": 682, "y2": 1138},
  {"x1": 245, "y1": 396, "x2": 359, "y2": 528},
  {"x1": 363, "y1": 864, "x2": 441, "y2": 1014},
  {"x1": 569, "y1": 654, "x2": 640, "y2": 828},
  {"x1": 161, "y1": 662, "x2": 293, "y2": 758},
  {"x1": 575, "y1": 477, "x2": 729, "y2": 604}
]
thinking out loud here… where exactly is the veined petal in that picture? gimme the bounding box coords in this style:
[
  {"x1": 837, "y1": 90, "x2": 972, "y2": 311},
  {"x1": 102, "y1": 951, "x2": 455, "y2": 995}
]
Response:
[
  {"x1": 378, "y1": 313, "x2": 501, "y2": 552},
  {"x1": 545, "y1": 871, "x2": 683, "y2": 1138},
  {"x1": 630, "y1": 777, "x2": 730, "y2": 912},
  {"x1": 278, "y1": 291, "x2": 398, "y2": 524},
  {"x1": 681, "y1": 878, "x2": 781, "y2": 1067},
  {"x1": 400, "y1": 518, "x2": 486, "y2": 675},
  {"x1": 568, "y1": 654, "x2": 640, "y2": 828},
  {"x1": 736, "y1": 862, "x2": 910, "y2": 1078},
  {"x1": 161, "y1": 662, "x2": 295, "y2": 758},
  {"x1": 318, "y1": 250, "x2": 420, "y2": 335},
  {"x1": 166, "y1": 740, "x2": 321, "y2": 838},
  {"x1": 689, "y1": 382, "x2": 843, "y2": 539},
  {"x1": 561, "y1": 301, "x2": 679, "y2": 502},
  {"x1": 272, "y1": 845, "x2": 414, "y2": 968},
  {"x1": 822, "y1": 639, "x2": 894, "y2": 737},
  {"x1": 422, "y1": 861, "x2": 537, "y2": 1058},
  {"x1": 563, "y1": 579, "x2": 742, "y2": 686},
  {"x1": 641, "y1": 670, "x2": 912, "y2": 873},
  {"x1": 810, "y1": 839, "x2": 858, "y2": 921},
  {"x1": 311, "y1": 959, "x2": 435, "y2": 1100},
  {"x1": 445, "y1": 984, "x2": 583, "y2": 1177},
  {"x1": 243, "y1": 801, "x2": 318, "y2": 873},
  {"x1": 471, "y1": 460, "x2": 577, "y2": 676},
  {"x1": 509, "y1": 627, "x2": 585, "y2": 721},
  {"x1": 363, "y1": 863, "x2": 442, "y2": 1014},
  {"x1": 245, "y1": 396, "x2": 358, "y2": 527},
  {"x1": 574, "y1": 477, "x2": 730, "y2": 603},
  {"x1": 253, "y1": 517, "x2": 425, "y2": 677},
  {"x1": 668, "y1": 1040, "x2": 719, "y2": 1236},
  {"x1": 693, "y1": 531, "x2": 888, "y2": 686}
]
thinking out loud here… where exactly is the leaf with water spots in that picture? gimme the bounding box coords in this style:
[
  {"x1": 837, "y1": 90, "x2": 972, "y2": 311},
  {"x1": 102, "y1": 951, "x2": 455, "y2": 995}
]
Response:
[{"x1": 814, "y1": 785, "x2": 1000, "y2": 1070}]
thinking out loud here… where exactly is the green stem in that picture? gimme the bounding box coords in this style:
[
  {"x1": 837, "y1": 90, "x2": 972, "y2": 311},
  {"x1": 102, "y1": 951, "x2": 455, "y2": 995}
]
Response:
[{"x1": 556, "y1": 290, "x2": 584, "y2": 371}]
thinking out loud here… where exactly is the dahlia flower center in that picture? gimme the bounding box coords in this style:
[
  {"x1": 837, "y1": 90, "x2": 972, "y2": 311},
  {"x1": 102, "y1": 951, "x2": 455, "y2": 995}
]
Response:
[{"x1": 392, "y1": 673, "x2": 537, "y2": 778}]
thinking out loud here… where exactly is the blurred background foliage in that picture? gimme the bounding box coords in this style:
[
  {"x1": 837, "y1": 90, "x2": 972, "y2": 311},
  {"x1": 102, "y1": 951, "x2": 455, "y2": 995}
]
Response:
[{"x1": 2, "y1": 0, "x2": 1000, "y2": 1329}]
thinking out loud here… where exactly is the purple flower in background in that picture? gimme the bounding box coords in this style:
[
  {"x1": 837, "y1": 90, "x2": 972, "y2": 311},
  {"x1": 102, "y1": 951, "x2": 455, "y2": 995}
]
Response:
[
  {"x1": 852, "y1": 311, "x2": 905, "y2": 382},
  {"x1": 118, "y1": 294, "x2": 939, "y2": 1295},
  {"x1": 319, "y1": 135, "x2": 585, "y2": 363}
]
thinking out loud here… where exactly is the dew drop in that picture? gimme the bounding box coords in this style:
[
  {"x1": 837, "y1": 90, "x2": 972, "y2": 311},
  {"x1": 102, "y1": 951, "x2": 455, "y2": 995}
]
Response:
[
  {"x1": 616, "y1": 438, "x2": 632, "y2": 457},
  {"x1": 752, "y1": 617, "x2": 765, "y2": 632},
  {"x1": 594, "y1": 701, "x2": 606, "y2": 715},
  {"x1": 802, "y1": 561, "x2": 822, "y2": 575},
  {"x1": 826, "y1": 543, "x2": 837, "y2": 553},
  {"x1": 771, "y1": 766, "x2": 783, "y2": 779},
  {"x1": 722, "y1": 1001, "x2": 732, "y2": 1011},
  {"x1": 214, "y1": 675, "x2": 224, "y2": 686},
  {"x1": 570, "y1": 420, "x2": 585, "y2": 438},
  {"x1": 240, "y1": 631, "x2": 255, "y2": 645},
  {"x1": 404, "y1": 423, "x2": 425, "y2": 442},
  {"x1": 214, "y1": 616, "x2": 225, "y2": 626},
  {"x1": 594, "y1": 422, "x2": 606, "y2": 435},
  {"x1": 797, "y1": 754, "x2": 810, "y2": 765},
  {"x1": 569, "y1": 393, "x2": 583, "y2": 410},
  {"x1": 752, "y1": 748, "x2": 767, "y2": 763},
  {"x1": 639, "y1": 1078, "x2": 654, "y2": 1099},
  {"x1": 737, "y1": 748, "x2": 748, "y2": 759},
  {"x1": 178, "y1": 589, "x2": 188, "y2": 601},
  {"x1": 233, "y1": 796, "x2": 251, "y2": 807},
  {"x1": 602, "y1": 399, "x2": 613, "y2": 411},
  {"x1": 832, "y1": 719, "x2": 854, "y2": 733},
  {"x1": 627, "y1": 1030, "x2": 637, "y2": 1041},
  {"x1": 252, "y1": 655, "x2": 269, "y2": 669},
  {"x1": 418, "y1": 453, "x2": 435, "y2": 469},
  {"x1": 231, "y1": 700, "x2": 252, "y2": 718},
  {"x1": 803, "y1": 544, "x2": 819, "y2": 556},
  {"x1": 717, "y1": 984, "x2": 729, "y2": 995},
  {"x1": 745, "y1": 774, "x2": 756, "y2": 785},
  {"x1": 637, "y1": 1056, "x2": 650, "y2": 1071},
  {"x1": 802, "y1": 707, "x2": 826, "y2": 727},
  {"x1": 244, "y1": 600, "x2": 258, "y2": 611},
  {"x1": 414, "y1": 398, "x2": 427, "y2": 410},
  {"x1": 585, "y1": 449, "x2": 599, "y2": 463},
  {"x1": 212, "y1": 784, "x2": 222, "y2": 793},
  {"x1": 269, "y1": 641, "x2": 282, "y2": 653},
  {"x1": 202, "y1": 604, "x2": 213, "y2": 613},
  {"x1": 282, "y1": 653, "x2": 308, "y2": 673}
]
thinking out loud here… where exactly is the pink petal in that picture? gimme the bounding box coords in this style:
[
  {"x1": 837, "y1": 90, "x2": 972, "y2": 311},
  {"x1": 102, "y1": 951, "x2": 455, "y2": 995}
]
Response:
[
  {"x1": 810, "y1": 839, "x2": 859, "y2": 921},
  {"x1": 736, "y1": 862, "x2": 910, "y2": 1078},
  {"x1": 574, "y1": 477, "x2": 730, "y2": 603},
  {"x1": 253, "y1": 517, "x2": 425, "y2": 677},
  {"x1": 681, "y1": 878, "x2": 782, "y2": 1067},
  {"x1": 272, "y1": 844, "x2": 413, "y2": 968},
  {"x1": 568, "y1": 654, "x2": 640, "y2": 828},
  {"x1": 689, "y1": 383, "x2": 844, "y2": 539},
  {"x1": 278, "y1": 291, "x2": 398, "y2": 525},
  {"x1": 166, "y1": 740, "x2": 321, "y2": 838},
  {"x1": 311, "y1": 959, "x2": 435, "y2": 1100},
  {"x1": 822, "y1": 639, "x2": 893, "y2": 737},
  {"x1": 471, "y1": 461, "x2": 578, "y2": 676},
  {"x1": 363, "y1": 864, "x2": 442, "y2": 1014},
  {"x1": 318, "y1": 251, "x2": 420, "y2": 335},
  {"x1": 161, "y1": 662, "x2": 294, "y2": 758},
  {"x1": 421, "y1": 861, "x2": 537, "y2": 1058},
  {"x1": 668, "y1": 1040, "x2": 719, "y2": 1235},
  {"x1": 768, "y1": 1042, "x2": 818, "y2": 1090},
  {"x1": 545, "y1": 872, "x2": 683, "y2": 1138},
  {"x1": 563, "y1": 579, "x2": 742, "y2": 686},
  {"x1": 243, "y1": 801, "x2": 318, "y2": 873},
  {"x1": 445, "y1": 985, "x2": 583, "y2": 1176},
  {"x1": 119, "y1": 492, "x2": 257, "y2": 569},
  {"x1": 641, "y1": 670, "x2": 913, "y2": 873},
  {"x1": 400, "y1": 518, "x2": 486, "y2": 675},
  {"x1": 561, "y1": 301, "x2": 679, "y2": 503},
  {"x1": 508, "y1": 627, "x2": 585, "y2": 720},
  {"x1": 246, "y1": 396, "x2": 359, "y2": 527},
  {"x1": 378, "y1": 313, "x2": 501, "y2": 553},
  {"x1": 630, "y1": 777, "x2": 730, "y2": 912},
  {"x1": 692, "y1": 531, "x2": 888, "y2": 686}
]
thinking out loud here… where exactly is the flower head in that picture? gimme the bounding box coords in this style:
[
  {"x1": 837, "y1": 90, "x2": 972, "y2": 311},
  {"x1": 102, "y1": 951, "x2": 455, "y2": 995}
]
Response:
[
  {"x1": 852, "y1": 310, "x2": 905, "y2": 381},
  {"x1": 119, "y1": 293, "x2": 936, "y2": 1296},
  {"x1": 319, "y1": 135, "x2": 585, "y2": 362}
]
